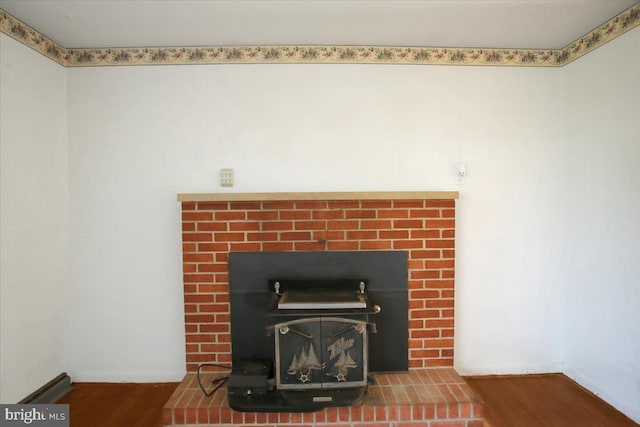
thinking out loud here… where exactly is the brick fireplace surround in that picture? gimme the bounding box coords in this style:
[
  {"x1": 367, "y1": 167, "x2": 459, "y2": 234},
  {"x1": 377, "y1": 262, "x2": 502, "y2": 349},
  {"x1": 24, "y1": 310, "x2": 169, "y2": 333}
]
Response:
[{"x1": 164, "y1": 191, "x2": 483, "y2": 427}]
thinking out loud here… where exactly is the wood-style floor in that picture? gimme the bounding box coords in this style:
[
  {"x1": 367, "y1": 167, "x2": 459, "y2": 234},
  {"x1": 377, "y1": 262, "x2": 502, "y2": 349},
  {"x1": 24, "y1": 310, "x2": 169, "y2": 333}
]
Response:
[
  {"x1": 465, "y1": 374, "x2": 639, "y2": 427},
  {"x1": 57, "y1": 375, "x2": 638, "y2": 426},
  {"x1": 57, "y1": 382, "x2": 178, "y2": 427}
]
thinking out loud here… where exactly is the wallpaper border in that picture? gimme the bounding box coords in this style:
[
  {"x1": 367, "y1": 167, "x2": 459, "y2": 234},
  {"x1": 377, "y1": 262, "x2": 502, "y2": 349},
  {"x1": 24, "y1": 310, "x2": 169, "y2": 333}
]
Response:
[
  {"x1": 1, "y1": 3, "x2": 638, "y2": 68},
  {"x1": 0, "y1": 8, "x2": 66, "y2": 66}
]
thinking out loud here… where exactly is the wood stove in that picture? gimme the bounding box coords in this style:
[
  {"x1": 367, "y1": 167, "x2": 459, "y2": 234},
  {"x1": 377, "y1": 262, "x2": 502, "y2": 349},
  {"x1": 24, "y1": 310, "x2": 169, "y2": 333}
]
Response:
[
  {"x1": 268, "y1": 279, "x2": 379, "y2": 407},
  {"x1": 227, "y1": 251, "x2": 407, "y2": 412}
]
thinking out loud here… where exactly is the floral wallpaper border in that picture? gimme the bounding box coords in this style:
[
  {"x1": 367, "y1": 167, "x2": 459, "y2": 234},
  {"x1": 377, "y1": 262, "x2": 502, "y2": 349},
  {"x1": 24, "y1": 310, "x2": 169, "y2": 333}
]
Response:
[
  {"x1": 0, "y1": 9, "x2": 66, "y2": 65},
  {"x1": 1, "y1": 3, "x2": 638, "y2": 67}
]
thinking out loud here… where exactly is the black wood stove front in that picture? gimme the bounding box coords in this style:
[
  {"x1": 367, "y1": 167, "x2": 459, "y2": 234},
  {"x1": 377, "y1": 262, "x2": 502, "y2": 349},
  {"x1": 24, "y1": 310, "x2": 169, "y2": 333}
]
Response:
[{"x1": 226, "y1": 251, "x2": 408, "y2": 412}]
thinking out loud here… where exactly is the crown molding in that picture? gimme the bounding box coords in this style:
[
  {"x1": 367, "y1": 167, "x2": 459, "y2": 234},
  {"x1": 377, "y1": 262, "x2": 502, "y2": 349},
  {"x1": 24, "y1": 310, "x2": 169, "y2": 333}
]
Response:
[{"x1": 1, "y1": 3, "x2": 638, "y2": 68}]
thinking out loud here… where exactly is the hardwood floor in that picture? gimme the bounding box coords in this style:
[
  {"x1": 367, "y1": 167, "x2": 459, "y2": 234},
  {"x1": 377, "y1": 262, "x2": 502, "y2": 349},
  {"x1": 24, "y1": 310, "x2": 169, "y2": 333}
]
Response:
[
  {"x1": 57, "y1": 382, "x2": 178, "y2": 427},
  {"x1": 57, "y1": 375, "x2": 638, "y2": 426},
  {"x1": 465, "y1": 374, "x2": 639, "y2": 427}
]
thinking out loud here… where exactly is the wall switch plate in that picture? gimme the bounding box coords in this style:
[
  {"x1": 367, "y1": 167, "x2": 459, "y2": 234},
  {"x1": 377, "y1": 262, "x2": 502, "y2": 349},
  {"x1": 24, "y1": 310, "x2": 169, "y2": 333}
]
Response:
[{"x1": 220, "y1": 168, "x2": 234, "y2": 187}]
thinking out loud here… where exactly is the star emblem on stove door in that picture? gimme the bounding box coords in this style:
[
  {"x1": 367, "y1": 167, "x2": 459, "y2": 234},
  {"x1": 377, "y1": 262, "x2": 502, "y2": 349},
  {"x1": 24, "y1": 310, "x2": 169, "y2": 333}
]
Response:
[
  {"x1": 298, "y1": 372, "x2": 310, "y2": 383},
  {"x1": 335, "y1": 372, "x2": 346, "y2": 382}
]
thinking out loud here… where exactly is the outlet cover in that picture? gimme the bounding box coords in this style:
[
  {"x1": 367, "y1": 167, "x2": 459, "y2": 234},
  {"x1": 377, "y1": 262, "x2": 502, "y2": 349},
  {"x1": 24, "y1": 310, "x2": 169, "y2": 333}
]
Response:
[{"x1": 219, "y1": 168, "x2": 234, "y2": 187}]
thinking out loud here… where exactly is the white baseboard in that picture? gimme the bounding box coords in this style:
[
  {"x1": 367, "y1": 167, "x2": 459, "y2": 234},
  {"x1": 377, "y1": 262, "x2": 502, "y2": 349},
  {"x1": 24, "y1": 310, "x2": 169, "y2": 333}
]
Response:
[
  {"x1": 70, "y1": 370, "x2": 186, "y2": 383},
  {"x1": 454, "y1": 361, "x2": 564, "y2": 376},
  {"x1": 564, "y1": 368, "x2": 640, "y2": 424}
]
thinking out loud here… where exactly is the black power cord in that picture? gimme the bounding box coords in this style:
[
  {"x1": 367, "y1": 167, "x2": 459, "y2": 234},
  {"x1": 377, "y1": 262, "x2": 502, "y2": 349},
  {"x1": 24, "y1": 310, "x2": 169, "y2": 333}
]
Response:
[{"x1": 196, "y1": 363, "x2": 232, "y2": 397}]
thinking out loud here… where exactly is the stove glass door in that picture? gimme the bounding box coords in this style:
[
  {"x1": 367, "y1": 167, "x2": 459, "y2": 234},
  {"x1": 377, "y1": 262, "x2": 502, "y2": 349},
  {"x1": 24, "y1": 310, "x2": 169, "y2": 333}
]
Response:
[
  {"x1": 322, "y1": 318, "x2": 366, "y2": 388},
  {"x1": 275, "y1": 317, "x2": 367, "y2": 390}
]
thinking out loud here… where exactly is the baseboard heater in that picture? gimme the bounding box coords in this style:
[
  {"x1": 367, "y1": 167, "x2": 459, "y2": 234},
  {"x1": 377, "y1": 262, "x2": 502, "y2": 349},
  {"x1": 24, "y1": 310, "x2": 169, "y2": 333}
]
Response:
[{"x1": 18, "y1": 373, "x2": 73, "y2": 404}]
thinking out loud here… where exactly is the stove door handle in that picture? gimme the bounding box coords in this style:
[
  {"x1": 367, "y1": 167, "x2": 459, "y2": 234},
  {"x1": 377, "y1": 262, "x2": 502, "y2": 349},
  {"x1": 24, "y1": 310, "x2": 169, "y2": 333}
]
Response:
[
  {"x1": 330, "y1": 325, "x2": 356, "y2": 338},
  {"x1": 330, "y1": 321, "x2": 377, "y2": 338},
  {"x1": 266, "y1": 324, "x2": 314, "y2": 339},
  {"x1": 281, "y1": 325, "x2": 314, "y2": 340}
]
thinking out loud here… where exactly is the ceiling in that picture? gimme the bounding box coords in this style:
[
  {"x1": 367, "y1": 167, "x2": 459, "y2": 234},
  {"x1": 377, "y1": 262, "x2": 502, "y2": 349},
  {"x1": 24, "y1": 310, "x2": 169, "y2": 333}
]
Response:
[{"x1": 0, "y1": 0, "x2": 637, "y2": 50}]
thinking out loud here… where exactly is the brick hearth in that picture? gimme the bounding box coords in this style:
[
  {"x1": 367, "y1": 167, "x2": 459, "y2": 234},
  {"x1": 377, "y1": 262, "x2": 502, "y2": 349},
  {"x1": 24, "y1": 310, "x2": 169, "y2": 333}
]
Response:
[{"x1": 163, "y1": 367, "x2": 483, "y2": 427}]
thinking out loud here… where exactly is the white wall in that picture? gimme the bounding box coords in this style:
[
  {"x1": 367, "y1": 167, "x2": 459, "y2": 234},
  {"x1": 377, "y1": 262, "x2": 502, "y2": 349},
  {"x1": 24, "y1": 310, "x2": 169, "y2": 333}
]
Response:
[
  {"x1": 563, "y1": 29, "x2": 640, "y2": 423},
  {"x1": 4, "y1": 22, "x2": 637, "y2": 421},
  {"x1": 67, "y1": 63, "x2": 567, "y2": 381},
  {"x1": 0, "y1": 34, "x2": 69, "y2": 402}
]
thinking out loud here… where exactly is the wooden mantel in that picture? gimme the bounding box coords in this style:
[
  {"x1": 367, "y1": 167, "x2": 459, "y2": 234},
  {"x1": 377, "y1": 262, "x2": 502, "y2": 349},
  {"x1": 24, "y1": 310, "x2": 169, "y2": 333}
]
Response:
[{"x1": 177, "y1": 191, "x2": 459, "y2": 202}]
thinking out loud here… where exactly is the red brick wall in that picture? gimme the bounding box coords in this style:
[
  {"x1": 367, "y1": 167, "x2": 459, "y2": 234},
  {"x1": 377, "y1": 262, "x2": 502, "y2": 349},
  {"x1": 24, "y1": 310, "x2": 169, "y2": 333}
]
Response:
[{"x1": 181, "y1": 198, "x2": 455, "y2": 372}]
